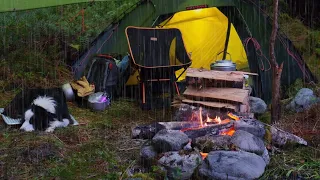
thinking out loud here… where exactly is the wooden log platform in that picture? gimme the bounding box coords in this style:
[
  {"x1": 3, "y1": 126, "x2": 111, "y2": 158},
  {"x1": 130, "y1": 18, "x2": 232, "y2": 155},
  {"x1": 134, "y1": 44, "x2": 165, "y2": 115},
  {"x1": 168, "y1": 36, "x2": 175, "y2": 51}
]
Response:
[
  {"x1": 183, "y1": 86, "x2": 249, "y2": 104},
  {"x1": 181, "y1": 99, "x2": 239, "y2": 111},
  {"x1": 186, "y1": 68, "x2": 245, "y2": 82}
]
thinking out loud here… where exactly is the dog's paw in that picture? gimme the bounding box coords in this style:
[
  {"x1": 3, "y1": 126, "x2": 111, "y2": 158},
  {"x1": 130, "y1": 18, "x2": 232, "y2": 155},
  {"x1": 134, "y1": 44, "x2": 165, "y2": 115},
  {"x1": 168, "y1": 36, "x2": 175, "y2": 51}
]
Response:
[
  {"x1": 20, "y1": 122, "x2": 35, "y2": 132},
  {"x1": 45, "y1": 127, "x2": 54, "y2": 133}
]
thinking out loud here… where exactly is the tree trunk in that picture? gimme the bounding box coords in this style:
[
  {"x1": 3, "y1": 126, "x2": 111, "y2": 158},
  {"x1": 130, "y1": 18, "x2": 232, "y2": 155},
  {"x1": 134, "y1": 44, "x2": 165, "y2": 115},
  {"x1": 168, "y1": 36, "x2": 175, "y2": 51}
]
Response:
[
  {"x1": 269, "y1": 0, "x2": 283, "y2": 124},
  {"x1": 271, "y1": 63, "x2": 283, "y2": 123}
]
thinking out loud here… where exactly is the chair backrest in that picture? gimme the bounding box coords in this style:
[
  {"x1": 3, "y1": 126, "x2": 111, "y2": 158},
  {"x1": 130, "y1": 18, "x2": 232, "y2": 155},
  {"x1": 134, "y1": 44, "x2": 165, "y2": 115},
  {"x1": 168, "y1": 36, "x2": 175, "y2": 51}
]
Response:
[{"x1": 125, "y1": 26, "x2": 191, "y2": 68}]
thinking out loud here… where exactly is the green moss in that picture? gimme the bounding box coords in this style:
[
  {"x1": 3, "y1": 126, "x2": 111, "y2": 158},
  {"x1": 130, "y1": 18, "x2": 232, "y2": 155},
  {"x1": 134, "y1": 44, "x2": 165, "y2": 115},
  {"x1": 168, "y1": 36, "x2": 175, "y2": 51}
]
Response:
[
  {"x1": 285, "y1": 79, "x2": 305, "y2": 98},
  {"x1": 258, "y1": 111, "x2": 271, "y2": 124},
  {"x1": 132, "y1": 173, "x2": 155, "y2": 180},
  {"x1": 264, "y1": 127, "x2": 272, "y2": 145}
]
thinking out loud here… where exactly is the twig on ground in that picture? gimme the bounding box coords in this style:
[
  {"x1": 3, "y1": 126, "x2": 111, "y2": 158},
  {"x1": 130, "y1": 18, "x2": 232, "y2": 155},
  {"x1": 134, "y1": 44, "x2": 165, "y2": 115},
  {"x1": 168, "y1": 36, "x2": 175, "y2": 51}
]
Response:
[
  {"x1": 119, "y1": 160, "x2": 136, "y2": 180},
  {"x1": 313, "y1": 119, "x2": 319, "y2": 131},
  {"x1": 117, "y1": 147, "x2": 140, "y2": 151},
  {"x1": 51, "y1": 133, "x2": 65, "y2": 145},
  {"x1": 86, "y1": 174, "x2": 98, "y2": 179}
]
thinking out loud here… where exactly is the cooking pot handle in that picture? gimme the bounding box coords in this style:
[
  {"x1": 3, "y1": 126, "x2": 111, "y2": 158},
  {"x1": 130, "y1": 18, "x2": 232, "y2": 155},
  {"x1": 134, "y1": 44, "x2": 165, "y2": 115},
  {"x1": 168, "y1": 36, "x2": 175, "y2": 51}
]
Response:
[{"x1": 216, "y1": 51, "x2": 232, "y2": 60}]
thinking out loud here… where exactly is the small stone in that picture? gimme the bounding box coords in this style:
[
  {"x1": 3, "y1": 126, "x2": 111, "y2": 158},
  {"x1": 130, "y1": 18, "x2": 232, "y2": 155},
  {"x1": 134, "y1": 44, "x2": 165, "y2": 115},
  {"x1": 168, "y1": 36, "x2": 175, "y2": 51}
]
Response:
[
  {"x1": 183, "y1": 141, "x2": 192, "y2": 151},
  {"x1": 152, "y1": 129, "x2": 189, "y2": 153},
  {"x1": 199, "y1": 150, "x2": 266, "y2": 180},
  {"x1": 231, "y1": 130, "x2": 265, "y2": 155},
  {"x1": 158, "y1": 151, "x2": 202, "y2": 180},
  {"x1": 234, "y1": 119, "x2": 266, "y2": 139},
  {"x1": 249, "y1": 96, "x2": 267, "y2": 114},
  {"x1": 262, "y1": 147, "x2": 270, "y2": 165}
]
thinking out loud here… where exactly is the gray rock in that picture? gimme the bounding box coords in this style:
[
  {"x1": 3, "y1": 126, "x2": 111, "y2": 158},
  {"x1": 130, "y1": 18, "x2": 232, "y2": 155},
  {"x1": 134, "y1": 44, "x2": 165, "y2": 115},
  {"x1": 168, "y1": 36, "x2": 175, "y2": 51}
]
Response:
[
  {"x1": 231, "y1": 130, "x2": 265, "y2": 155},
  {"x1": 152, "y1": 129, "x2": 189, "y2": 152},
  {"x1": 192, "y1": 135, "x2": 232, "y2": 152},
  {"x1": 249, "y1": 96, "x2": 267, "y2": 114},
  {"x1": 140, "y1": 145, "x2": 157, "y2": 161},
  {"x1": 261, "y1": 147, "x2": 270, "y2": 165},
  {"x1": 286, "y1": 88, "x2": 319, "y2": 112},
  {"x1": 183, "y1": 141, "x2": 192, "y2": 151},
  {"x1": 199, "y1": 150, "x2": 266, "y2": 180},
  {"x1": 234, "y1": 119, "x2": 266, "y2": 139},
  {"x1": 158, "y1": 151, "x2": 202, "y2": 180}
]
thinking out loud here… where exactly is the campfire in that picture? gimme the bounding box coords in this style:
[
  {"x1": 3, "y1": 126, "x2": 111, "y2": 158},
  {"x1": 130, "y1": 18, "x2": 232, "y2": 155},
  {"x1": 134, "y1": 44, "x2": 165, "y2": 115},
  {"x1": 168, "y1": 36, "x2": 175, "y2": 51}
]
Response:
[
  {"x1": 133, "y1": 103, "x2": 308, "y2": 180},
  {"x1": 180, "y1": 107, "x2": 239, "y2": 138},
  {"x1": 131, "y1": 66, "x2": 307, "y2": 180}
]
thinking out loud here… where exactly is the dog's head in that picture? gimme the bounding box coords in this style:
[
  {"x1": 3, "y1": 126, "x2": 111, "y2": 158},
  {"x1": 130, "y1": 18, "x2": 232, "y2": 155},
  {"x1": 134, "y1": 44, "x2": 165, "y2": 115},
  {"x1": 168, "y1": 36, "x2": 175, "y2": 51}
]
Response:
[{"x1": 20, "y1": 95, "x2": 57, "y2": 132}]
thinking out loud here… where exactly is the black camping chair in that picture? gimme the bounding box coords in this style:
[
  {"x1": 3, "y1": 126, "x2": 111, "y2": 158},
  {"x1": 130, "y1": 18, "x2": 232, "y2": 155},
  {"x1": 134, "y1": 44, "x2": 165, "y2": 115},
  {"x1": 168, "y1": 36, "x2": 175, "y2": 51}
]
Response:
[{"x1": 125, "y1": 26, "x2": 192, "y2": 108}]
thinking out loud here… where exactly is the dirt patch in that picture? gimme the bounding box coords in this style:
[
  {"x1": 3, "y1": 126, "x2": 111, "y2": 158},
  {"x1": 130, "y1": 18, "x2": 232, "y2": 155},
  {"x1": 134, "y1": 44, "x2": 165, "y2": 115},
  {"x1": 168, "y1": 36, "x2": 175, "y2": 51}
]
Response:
[
  {"x1": 21, "y1": 143, "x2": 61, "y2": 164},
  {"x1": 277, "y1": 104, "x2": 320, "y2": 147}
]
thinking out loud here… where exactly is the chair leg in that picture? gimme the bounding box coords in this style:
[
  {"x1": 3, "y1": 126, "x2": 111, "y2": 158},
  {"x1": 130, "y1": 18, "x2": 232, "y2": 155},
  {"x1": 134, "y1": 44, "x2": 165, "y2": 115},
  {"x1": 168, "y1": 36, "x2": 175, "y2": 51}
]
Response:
[
  {"x1": 142, "y1": 82, "x2": 146, "y2": 104},
  {"x1": 174, "y1": 82, "x2": 180, "y2": 96}
]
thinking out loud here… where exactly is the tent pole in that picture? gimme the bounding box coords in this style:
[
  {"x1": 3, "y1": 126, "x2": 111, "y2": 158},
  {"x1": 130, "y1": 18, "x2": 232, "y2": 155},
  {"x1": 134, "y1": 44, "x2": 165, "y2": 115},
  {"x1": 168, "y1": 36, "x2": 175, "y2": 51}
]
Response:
[{"x1": 223, "y1": 18, "x2": 232, "y2": 59}]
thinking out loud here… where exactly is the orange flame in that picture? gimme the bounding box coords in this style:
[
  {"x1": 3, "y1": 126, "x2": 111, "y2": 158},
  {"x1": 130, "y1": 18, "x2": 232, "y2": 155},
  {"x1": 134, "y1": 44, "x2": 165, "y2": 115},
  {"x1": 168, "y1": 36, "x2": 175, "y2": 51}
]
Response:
[
  {"x1": 199, "y1": 107, "x2": 203, "y2": 127},
  {"x1": 227, "y1": 112, "x2": 240, "y2": 121},
  {"x1": 220, "y1": 127, "x2": 236, "y2": 136},
  {"x1": 214, "y1": 116, "x2": 222, "y2": 124},
  {"x1": 200, "y1": 152, "x2": 208, "y2": 160},
  {"x1": 206, "y1": 114, "x2": 222, "y2": 124}
]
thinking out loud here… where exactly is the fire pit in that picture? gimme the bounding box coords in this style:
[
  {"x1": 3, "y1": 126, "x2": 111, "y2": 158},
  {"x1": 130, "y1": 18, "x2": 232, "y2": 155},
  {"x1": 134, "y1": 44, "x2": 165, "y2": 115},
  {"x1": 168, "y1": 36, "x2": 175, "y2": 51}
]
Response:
[{"x1": 131, "y1": 104, "x2": 308, "y2": 180}]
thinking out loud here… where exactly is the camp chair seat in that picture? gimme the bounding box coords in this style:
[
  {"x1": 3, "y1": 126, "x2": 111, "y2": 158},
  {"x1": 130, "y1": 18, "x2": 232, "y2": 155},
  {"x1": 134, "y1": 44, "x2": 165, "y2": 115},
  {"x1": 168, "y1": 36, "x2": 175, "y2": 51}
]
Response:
[{"x1": 125, "y1": 26, "x2": 192, "y2": 107}]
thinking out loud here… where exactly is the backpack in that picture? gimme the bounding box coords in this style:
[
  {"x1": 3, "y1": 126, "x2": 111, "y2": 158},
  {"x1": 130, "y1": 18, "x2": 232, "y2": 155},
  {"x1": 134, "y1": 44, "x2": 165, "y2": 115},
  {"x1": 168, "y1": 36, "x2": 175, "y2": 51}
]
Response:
[{"x1": 86, "y1": 54, "x2": 119, "y2": 99}]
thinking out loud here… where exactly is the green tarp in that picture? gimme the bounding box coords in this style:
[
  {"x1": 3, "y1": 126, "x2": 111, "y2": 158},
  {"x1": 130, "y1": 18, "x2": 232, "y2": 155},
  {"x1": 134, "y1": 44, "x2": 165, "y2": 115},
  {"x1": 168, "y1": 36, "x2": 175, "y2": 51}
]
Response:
[
  {"x1": 72, "y1": 0, "x2": 316, "y2": 104},
  {"x1": 0, "y1": 0, "x2": 110, "y2": 12}
]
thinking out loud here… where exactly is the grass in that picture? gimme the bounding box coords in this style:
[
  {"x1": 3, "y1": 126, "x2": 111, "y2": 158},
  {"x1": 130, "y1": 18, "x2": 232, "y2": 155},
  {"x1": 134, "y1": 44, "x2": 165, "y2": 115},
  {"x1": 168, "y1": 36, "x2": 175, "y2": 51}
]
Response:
[
  {"x1": 0, "y1": 91, "x2": 173, "y2": 179},
  {"x1": 1, "y1": 89, "x2": 319, "y2": 179},
  {"x1": 261, "y1": 146, "x2": 320, "y2": 179},
  {"x1": 0, "y1": 1, "x2": 319, "y2": 179},
  {"x1": 257, "y1": 99, "x2": 320, "y2": 179}
]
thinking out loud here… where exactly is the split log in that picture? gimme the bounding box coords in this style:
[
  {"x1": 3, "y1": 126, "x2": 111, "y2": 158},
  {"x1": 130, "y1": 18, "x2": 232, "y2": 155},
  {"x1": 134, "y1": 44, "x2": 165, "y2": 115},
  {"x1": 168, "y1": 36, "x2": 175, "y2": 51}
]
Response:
[
  {"x1": 181, "y1": 99, "x2": 239, "y2": 111},
  {"x1": 270, "y1": 126, "x2": 308, "y2": 146},
  {"x1": 186, "y1": 68, "x2": 245, "y2": 82},
  {"x1": 132, "y1": 121, "x2": 202, "y2": 139},
  {"x1": 173, "y1": 104, "x2": 230, "y2": 122},
  {"x1": 132, "y1": 123, "x2": 164, "y2": 139},
  {"x1": 183, "y1": 86, "x2": 249, "y2": 104},
  {"x1": 186, "y1": 77, "x2": 244, "y2": 89}
]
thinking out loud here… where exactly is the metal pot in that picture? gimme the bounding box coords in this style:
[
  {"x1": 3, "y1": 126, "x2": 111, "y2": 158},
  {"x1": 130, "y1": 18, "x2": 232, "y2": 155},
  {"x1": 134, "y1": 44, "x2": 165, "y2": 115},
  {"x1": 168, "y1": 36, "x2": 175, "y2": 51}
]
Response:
[
  {"x1": 210, "y1": 60, "x2": 237, "y2": 71},
  {"x1": 88, "y1": 92, "x2": 111, "y2": 111}
]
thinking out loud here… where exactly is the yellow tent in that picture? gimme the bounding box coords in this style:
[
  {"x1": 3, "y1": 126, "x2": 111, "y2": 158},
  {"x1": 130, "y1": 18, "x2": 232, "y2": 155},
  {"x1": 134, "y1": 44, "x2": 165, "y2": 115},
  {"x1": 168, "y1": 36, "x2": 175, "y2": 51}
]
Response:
[{"x1": 126, "y1": 7, "x2": 248, "y2": 85}]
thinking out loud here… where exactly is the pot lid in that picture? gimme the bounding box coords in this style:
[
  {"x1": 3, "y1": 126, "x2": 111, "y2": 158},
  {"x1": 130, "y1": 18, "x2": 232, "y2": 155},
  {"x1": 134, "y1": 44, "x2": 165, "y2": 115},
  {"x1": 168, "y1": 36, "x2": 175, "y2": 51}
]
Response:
[{"x1": 212, "y1": 60, "x2": 236, "y2": 67}]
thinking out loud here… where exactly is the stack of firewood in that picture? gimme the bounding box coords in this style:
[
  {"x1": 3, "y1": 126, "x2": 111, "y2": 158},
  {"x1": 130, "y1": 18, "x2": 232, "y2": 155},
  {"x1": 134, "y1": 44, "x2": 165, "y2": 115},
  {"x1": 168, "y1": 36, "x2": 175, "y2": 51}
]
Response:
[{"x1": 173, "y1": 68, "x2": 257, "y2": 113}]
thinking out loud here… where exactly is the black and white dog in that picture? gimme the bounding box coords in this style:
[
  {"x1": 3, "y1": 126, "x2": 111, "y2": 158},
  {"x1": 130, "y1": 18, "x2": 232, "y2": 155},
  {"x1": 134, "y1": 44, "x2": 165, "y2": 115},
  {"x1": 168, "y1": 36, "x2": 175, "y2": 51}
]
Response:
[{"x1": 4, "y1": 88, "x2": 76, "y2": 132}]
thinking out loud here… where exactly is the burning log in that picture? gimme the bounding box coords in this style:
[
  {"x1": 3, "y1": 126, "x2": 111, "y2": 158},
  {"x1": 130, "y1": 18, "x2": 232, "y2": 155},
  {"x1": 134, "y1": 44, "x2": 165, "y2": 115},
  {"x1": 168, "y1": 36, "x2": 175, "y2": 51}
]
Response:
[{"x1": 183, "y1": 120, "x2": 234, "y2": 139}]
